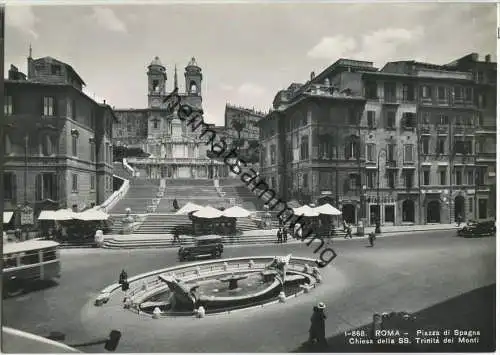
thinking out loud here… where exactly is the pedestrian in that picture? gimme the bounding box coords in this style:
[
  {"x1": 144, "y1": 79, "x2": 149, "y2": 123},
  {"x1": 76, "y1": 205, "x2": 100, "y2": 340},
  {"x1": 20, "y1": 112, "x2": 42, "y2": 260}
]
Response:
[
  {"x1": 172, "y1": 231, "x2": 180, "y2": 244},
  {"x1": 283, "y1": 227, "x2": 288, "y2": 243},
  {"x1": 277, "y1": 227, "x2": 282, "y2": 244},
  {"x1": 119, "y1": 269, "x2": 128, "y2": 285},
  {"x1": 368, "y1": 232, "x2": 376, "y2": 247},
  {"x1": 344, "y1": 224, "x2": 352, "y2": 239},
  {"x1": 308, "y1": 302, "x2": 328, "y2": 348},
  {"x1": 456, "y1": 214, "x2": 462, "y2": 227}
]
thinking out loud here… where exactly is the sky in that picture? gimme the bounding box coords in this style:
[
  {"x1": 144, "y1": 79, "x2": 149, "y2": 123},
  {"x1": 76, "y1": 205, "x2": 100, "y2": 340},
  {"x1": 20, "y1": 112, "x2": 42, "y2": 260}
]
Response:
[{"x1": 4, "y1": 2, "x2": 497, "y2": 126}]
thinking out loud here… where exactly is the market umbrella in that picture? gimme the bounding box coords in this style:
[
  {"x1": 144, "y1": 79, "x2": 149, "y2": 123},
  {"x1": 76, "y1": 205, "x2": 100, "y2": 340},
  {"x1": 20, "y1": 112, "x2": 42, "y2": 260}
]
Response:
[
  {"x1": 223, "y1": 206, "x2": 251, "y2": 218},
  {"x1": 52, "y1": 209, "x2": 78, "y2": 221},
  {"x1": 314, "y1": 203, "x2": 342, "y2": 216},
  {"x1": 38, "y1": 210, "x2": 56, "y2": 220},
  {"x1": 293, "y1": 205, "x2": 319, "y2": 217},
  {"x1": 192, "y1": 206, "x2": 224, "y2": 219},
  {"x1": 175, "y1": 202, "x2": 203, "y2": 215},
  {"x1": 77, "y1": 209, "x2": 110, "y2": 221}
]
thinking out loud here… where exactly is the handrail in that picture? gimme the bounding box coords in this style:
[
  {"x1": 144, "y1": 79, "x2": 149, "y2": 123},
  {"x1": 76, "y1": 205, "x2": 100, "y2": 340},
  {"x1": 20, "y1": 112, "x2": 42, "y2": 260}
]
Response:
[
  {"x1": 99, "y1": 177, "x2": 130, "y2": 213},
  {"x1": 122, "y1": 158, "x2": 135, "y2": 176}
]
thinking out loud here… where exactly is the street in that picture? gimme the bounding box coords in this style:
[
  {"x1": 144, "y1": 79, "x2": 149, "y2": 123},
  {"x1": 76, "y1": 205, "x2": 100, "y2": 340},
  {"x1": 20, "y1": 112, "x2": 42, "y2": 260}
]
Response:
[{"x1": 3, "y1": 230, "x2": 495, "y2": 353}]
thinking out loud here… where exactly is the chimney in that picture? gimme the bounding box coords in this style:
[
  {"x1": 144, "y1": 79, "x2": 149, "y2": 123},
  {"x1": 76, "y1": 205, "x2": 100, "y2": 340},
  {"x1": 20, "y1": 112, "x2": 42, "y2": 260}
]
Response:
[
  {"x1": 471, "y1": 53, "x2": 479, "y2": 61},
  {"x1": 485, "y1": 54, "x2": 491, "y2": 63},
  {"x1": 103, "y1": 99, "x2": 106, "y2": 104},
  {"x1": 310, "y1": 71, "x2": 315, "y2": 80}
]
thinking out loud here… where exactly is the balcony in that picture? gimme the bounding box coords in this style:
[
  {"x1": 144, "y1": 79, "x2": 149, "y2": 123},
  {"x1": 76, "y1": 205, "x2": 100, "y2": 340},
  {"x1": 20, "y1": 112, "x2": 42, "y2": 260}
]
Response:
[
  {"x1": 420, "y1": 126, "x2": 431, "y2": 135},
  {"x1": 382, "y1": 95, "x2": 399, "y2": 105},
  {"x1": 385, "y1": 160, "x2": 398, "y2": 169},
  {"x1": 475, "y1": 126, "x2": 496, "y2": 135},
  {"x1": 126, "y1": 157, "x2": 224, "y2": 165}
]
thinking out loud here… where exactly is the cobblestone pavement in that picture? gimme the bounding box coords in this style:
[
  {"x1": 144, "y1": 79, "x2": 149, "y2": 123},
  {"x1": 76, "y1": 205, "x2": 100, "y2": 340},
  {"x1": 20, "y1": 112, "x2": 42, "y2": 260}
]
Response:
[{"x1": 2, "y1": 230, "x2": 495, "y2": 353}]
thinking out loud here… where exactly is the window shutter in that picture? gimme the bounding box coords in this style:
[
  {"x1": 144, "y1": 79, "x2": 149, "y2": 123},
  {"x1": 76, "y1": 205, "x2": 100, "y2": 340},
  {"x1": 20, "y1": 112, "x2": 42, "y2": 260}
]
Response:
[{"x1": 52, "y1": 174, "x2": 58, "y2": 200}]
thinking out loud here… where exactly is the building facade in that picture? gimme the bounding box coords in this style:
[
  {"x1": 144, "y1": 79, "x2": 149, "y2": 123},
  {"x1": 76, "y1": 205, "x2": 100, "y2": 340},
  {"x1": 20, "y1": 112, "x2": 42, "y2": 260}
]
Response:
[
  {"x1": 113, "y1": 57, "x2": 227, "y2": 179},
  {"x1": 259, "y1": 54, "x2": 496, "y2": 226},
  {"x1": 3, "y1": 54, "x2": 117, "y2": 216}
]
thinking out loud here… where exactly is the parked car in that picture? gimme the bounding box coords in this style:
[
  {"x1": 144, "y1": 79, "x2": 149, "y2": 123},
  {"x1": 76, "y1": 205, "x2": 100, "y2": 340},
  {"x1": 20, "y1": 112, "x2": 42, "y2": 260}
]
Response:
[
  {"x1": 457, "y1": 220, "x2": 496, "y2": 238},
  {"x1": 178, "y1": 236, "x2": 224, "y2": 261}
]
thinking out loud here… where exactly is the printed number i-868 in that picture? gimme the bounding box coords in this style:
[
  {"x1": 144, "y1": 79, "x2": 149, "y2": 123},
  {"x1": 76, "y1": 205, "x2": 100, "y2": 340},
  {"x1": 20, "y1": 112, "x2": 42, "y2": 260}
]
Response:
[{"x1": 345, "y1": 330, "x2": 367, "y2": 337}]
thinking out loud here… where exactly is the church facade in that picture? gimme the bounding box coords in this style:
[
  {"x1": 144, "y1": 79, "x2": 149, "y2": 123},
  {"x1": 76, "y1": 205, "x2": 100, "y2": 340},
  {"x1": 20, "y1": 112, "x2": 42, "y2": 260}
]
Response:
[{"x1": 113, "y1": 57, "x2": 228, "y2": 179}]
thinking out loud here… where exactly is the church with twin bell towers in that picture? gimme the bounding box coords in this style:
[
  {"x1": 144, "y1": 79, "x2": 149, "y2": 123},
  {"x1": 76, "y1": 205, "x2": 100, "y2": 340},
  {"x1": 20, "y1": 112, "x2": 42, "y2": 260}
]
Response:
[{"x1": 113, "y1": 56, "x2": 228, "y2": 180}]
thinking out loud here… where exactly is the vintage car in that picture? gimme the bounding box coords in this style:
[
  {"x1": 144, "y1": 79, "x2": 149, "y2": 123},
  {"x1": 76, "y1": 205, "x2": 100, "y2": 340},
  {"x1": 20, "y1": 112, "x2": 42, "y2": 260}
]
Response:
[
  {"x1": 178, "y1": 235, "x2": 224, "y2": 261},
  {"x1": 457, "y1": 220, "x2": 496, "y2": 238}
]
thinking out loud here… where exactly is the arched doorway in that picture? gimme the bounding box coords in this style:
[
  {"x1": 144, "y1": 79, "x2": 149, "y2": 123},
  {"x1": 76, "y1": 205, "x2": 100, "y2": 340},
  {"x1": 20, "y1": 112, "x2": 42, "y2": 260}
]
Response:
[
  {"x1": 342, "y1": 204, "x2": 356, "y2": 224},
  {"x1": 427, "y1": 200, "x2": 441, "y2": 223},
  {"x1": 454, "y1": 195, "x2": 465, "y2": 221},
  {"x1": 402, "y1": 199, "x2": 415, "y2": 222}
]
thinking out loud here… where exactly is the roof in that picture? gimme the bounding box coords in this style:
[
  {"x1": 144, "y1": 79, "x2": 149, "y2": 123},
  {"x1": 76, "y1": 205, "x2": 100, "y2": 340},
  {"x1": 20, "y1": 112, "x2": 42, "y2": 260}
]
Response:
[
  {"x1": 99, "y1": 103, "x2": 120, "y2": 123},
  {"x1": 149, "y1": 56, "x2": 164, "y2": 67},
  {"x1": 4, "y1": 240, "x2": 60, "y2": 255},
  {"x1": 35, "y1": 56, "x2": 86, "y2": 86}
]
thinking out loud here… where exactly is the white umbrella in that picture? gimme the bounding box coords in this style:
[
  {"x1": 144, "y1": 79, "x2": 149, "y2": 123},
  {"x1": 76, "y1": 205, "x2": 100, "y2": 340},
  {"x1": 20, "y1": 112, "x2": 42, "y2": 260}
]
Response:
[
  {"x1": 192, "y1": 206, "x2": 224, "y2": 219},
  {"x1": 52, "y1": 209, "x2": 78, "y2": 221},
  {"x1": 38, "y1": 210, "x2": 56, "y2": 220},
  {"x1": 223, "y1": 206, "x2": 251, "y2": 218},
  {"x1": 293, "y1": 205, "x2": 319, "y2": 217},
  {"x1": 77, "y1": 209, "x2": 109, "y2": 221},
  {"x1": 314, "y1": 203, "x2": 342, "y2": 216},
  {"x1": 175, "y1": 202, "x2": 203, "y2": 215}
]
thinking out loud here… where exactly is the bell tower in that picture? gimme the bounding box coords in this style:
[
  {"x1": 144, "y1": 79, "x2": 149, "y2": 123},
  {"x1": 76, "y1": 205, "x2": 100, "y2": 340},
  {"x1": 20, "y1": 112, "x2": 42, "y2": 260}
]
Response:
[
  {"x1": 147, "y1": 56, "x2": 167, "y2": 108},
  {"x1": 184, "y1": 57, "x2": 203, "y2": 96}
]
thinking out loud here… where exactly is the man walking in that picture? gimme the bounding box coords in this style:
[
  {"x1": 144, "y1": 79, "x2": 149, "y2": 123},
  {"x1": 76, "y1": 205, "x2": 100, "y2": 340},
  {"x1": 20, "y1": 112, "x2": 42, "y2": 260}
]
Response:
[
  {"x1": 308, "y1": 302, "x2": 328, "y2": 348},
  {"x1": 277, "y1": 227, "x2": 282, "y2": 244}
]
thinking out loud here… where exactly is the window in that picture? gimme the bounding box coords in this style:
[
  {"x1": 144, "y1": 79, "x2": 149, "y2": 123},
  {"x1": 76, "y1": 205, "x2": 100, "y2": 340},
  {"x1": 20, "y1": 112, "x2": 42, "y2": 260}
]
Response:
[
  {"x1": 109, "y1": 145, "x2": 113, "y2": 163},
  {"x1": 467, "y1": 170, "x2": 474, "y2": 185},
  {"x1": 421, "y1": 112, "x2": 430, "y2": 124},
  {"x1": 463, "y1": 139, "x2": 473, "y2": 155},
  {"x1": 300, "y1": 136, "x2": 309, "y2": 160},
  {"x1": 453, "y1": 87, "x2": 463, "y2": 100},
  {"x1": 439, "y1": 170, "x2": 446, "y2": 185},
  {"x1": 72, "y1": 174, "x2": 78, "y2": 192},
  {"x1": 437, "y1": 87, "x2": 446, "y2": 101},
  {"x1": 402, "y1": 112, "x2": 416, "y2": 128},
  {"x1": 72, "y1": 135, "x2": 78, "y2": 156},
  {"x1": 478, "y1": 94, "x2": 485, "y2": 108},
  {"x1": 261, "y1": 147, "x2": 267, "y2": 166},
  {"x1": 3, "y1": 172, "x2": 16, "y2": 200},
  {"x1": 365, "y1": 82, "x2": 378, "y2": 99},
  {"x1": 421, "y1": 85, "x2": 431, "y2": 98},
  {"x1": 387, "y1": 171, "x2": 395, "y2": 188},
  {"x1": 303, "y1": 173, "x2": 308, "y2": 189},
  {"x1": 423, "y1": 170, "x2": 430, "y2": 185},
  {"x1": 270, "y1": 144, "x2": 276, "y2": 165},
  {"x1": 439, "y1": 115, "x2": 449, "y2": 125},
  {"x1": 367, "y1": 171, "x2": 376, "y2": 188},
  {"x1": 386, "y1": 111, "x2": 396, "y2": 129},
  {"x1": 384, "y1": 82, "x2": 396, "y2": 102},
  {"x1": 349, "y1": 174, "x2": 359, "y2": 190},
  {"x1": 5, "y1": 95, "x2": 13, "y2": 115},
  {"x1": 366, "y1": 144, "x2": 375, "y2": 162},
  {"x1": 152, "y1": 80, "x2": 159, "y2": 91},
  {"x1": 421, "y1": 137, "x2": 429, "y2": 154},
  {"x1": 454, "y1": 140, "x2": 464, "y2": 155},
  {"x1": 35, "y1": 173, "x2": 57, "y2": 200},
  {"x1": 465, "y1": 87, "x2": 473, "y2": 102},
  {"x1": 367, "y1": 111, "x2": 376, "y2": 128},
  {"x1": 437, "y1": 138, "x2": 445, "y2": 154},
  {"x1": 90, "y1": 175, "x2": 95, "y2": 190},
  {"x1": 404, "y1": 171, "x2": 413, "y2": 189},
  {"x1": 455, "y1": 169, "x2": 462, "y2": 185},
  {"x1": 51, "y1": 64, "x2": 61, "y2": 75},
  {"x1": 477, "y1": 71, "x2": 483, "y2": 83},
  {"x1": 387, "y1": 144, "x2": 396, "y2": 162},
  {"x1": 43, "y1": 96, "x2": 55, "y2": 116},
  {"x1": 348, "y1": 108, "x2": 358, "y2": 125},
  {"x1": 404, "y1": 144, "x2": 413, "y2": 162},
  {"x1": 455, "y1": 115, "x2": 463, "y2": 126},
  {"x1": 402, "y1": 84, "x2": 414, "y2": 101}
]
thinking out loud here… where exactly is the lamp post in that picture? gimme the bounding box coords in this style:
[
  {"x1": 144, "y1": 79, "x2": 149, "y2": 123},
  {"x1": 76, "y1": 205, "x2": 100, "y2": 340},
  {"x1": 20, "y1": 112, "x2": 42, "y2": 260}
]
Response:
[
  {"x1": 24, "y1": 135, "x2": 29, "y2": 203},
  {"x1": 376, "y1": 148, "x2": 387, "y2": 234}
]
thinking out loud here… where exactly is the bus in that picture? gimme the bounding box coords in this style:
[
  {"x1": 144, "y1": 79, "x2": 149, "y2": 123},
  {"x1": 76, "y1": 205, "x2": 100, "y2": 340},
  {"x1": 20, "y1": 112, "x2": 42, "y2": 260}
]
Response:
[{"x1": 3, "y1": 239, "x2": 61, "y2": 296}]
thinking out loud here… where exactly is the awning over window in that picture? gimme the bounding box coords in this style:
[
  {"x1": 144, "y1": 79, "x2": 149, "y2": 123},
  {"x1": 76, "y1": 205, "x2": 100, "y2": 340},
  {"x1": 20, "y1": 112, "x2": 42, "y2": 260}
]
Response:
[{"x1": 3, "y1": 212, "x2": 14, "y2": 223}]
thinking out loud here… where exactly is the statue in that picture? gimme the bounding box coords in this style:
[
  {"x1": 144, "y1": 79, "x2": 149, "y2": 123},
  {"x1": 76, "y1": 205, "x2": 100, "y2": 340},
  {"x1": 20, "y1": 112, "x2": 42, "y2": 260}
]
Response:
[{"x1": 159, "y1": 275, "x2": 199, "y2": 311}]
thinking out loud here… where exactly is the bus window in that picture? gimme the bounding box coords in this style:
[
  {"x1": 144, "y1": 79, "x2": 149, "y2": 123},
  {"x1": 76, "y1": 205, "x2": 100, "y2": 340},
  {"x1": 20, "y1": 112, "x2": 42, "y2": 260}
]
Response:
[
  {"x1": 3, "y1": 255, "x2": 17, "y2": 268},
  {"x1": 43, "y1": 249, "x2": 57, "y2": 262},
  {"x1": 20, "y1": 251, "x2": 40, "y2": 266}
]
